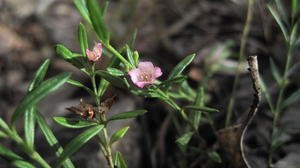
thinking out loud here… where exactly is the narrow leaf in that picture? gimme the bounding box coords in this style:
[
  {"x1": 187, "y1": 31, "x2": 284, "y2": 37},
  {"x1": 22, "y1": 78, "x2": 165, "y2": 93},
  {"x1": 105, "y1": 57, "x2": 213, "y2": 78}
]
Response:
[
  {"x1": 208, "y1": 151, "x2": 222, "y2": 163},
  {"x1": 108, "y1": 110, "x2": 147, "y2": 121},
  {"x1": 192, "y1": 87, "x2": 204, "y2": 129},
  {"x1": 87, "y1": 0, "x2": 110, "y2": 43},
  {"x1": 0, "y1": 143, "x2": 23, "y2": 160},
  {"x1": 110, "y1": 126, "x2": 130, "y2": 145},
  {"x1": 24, "y1": 107, "x2": 36, "y2": 149},
  {"x1": 176, "y1": 132, "x2": 194, "y2": 146},
  {"x1": 129, "y1": 29, "x2": 138, "y2": 49},
  {"x1": 96, "y1": 70, "x2": 127, "y2": 89},
  {"x1": 114, "y1": 151, "x2": 128, "y2": 168},
  {"x1": 126, "y1": 45, "x2": 135, "y2": 67},
  {"x1": 268, "y1": 5, "x2": 289, "y2": 41},
  {"x1": 269, "y1": 58, "x2": 282, "y2": 84},
  {"x1": 28, "y1": 59, "x2": 50, "y2": 92},
  {"x1": 11, "y1": 160, "x2": 35, "y2": 168},
  {"x1": 73, "y1": 0, "x2": 92, "y2": 25},
  {"x1": 56, "y1": 125, "x2": 104, "y2": 167},
  {"x1": 160, "y1": 76, "x2": 186, "y2": 86},
  {"x1": 67, "y1": 79, "x2": 95, "y2": 97},
  {"x1": 168, "y1": 54, "x2": 196, "y2": 80},
  {"x1": 107, "y1": 67, "x2": 125, "y2": 76},
  {"x1": 12, "y1": 72, "x2": 72, "y2": 123},
  {"x1": 274, "y1": 0, "x2": 288, "y2": 25},
  {"x1": 78, "y1": 23, "x2": 89, "y2": 56},
  {"x1": 282, "y1": 88, "x2": 300, "y2": 108},
  {"x1": 0, "y1": 118, "x2": 11, "y2": 133},
  {"x1": 53, "y1": 117, "x2": 97, "y2": 128},
  {"x1": 56, "y1": 45, "x2": 74, "y2": 60},
  {"x1": 36, "y1": 112, "x2": 74, "y2": 168},
  {"x1": 184, "y1": 105, "x2": 219, "y2": 113}
]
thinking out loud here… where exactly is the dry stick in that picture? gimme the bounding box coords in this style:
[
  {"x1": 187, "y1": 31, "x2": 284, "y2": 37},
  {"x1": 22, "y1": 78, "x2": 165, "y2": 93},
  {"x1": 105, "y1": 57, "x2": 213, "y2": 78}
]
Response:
[
  {"x1": 240, "y1": 56, "x2": 261, "y2": 168},
  {"x1": 225, "y1": 0, "x2": 254, "y2": 127}
]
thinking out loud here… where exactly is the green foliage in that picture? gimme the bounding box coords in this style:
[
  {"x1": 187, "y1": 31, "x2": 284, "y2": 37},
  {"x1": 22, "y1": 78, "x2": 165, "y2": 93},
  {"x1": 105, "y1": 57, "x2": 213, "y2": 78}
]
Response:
[
  {"x1": 87, "y1": 0, "x2": 110, "y2": 43},
  {"x1": 11, "y1": 160, "x2": 36, "y2": 168},
  {"x1": 78, "y1": 23, "x2": 89, "y2": 56},
  {"x1": 36, "y1": 112, "x2": 74, "y2": 168},
  {"x1": 11, "y1": 72, "x2": 72, "y2": 123},
  {"x1": 110, "y1": 126, "x2": 130, "y2": 145},
  {"x1": 208, "y1": 151, "x2": 222, "y2": 163},
  {"x1": 168, "y1": 54, "x2": 196, "y2": 80},
  {"x1": 176, "y1": 132, "x2": 194, "y2": 146},
  {"x1": 53, "y1": 117, "x2": 98, "y2": 128},
  {"x1": 114, "y1": 151, "x2": 128, "y2": 168},
  {"x1": 96, "y1": 70, "x2": 128, "y2": 89},
  {"x1": 56, "y1": 125, "x2": 104, "y2": 167}
]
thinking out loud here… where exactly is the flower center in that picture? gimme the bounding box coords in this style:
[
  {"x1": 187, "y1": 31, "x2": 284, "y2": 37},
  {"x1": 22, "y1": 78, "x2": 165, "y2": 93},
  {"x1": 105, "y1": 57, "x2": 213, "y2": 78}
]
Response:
[{"x1": 139, "y1": 72, "x2": 152, "y2": 82}]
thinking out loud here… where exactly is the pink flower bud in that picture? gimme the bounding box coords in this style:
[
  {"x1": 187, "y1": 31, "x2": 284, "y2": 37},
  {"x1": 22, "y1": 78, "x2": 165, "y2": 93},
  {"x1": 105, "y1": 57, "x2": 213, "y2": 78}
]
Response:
[
  {"x1": 128, "y1": 62, "x2": 162, "y2": 88},
  {"x1": 86, "y1": 43, "x2": 102, "y2": 62}
]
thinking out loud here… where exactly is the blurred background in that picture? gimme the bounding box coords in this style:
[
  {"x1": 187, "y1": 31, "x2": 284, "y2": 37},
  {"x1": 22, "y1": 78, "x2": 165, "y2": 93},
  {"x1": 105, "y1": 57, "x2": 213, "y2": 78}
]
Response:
[{"x1": 1, "y1": 0, "x2": 300, "y2": 167}]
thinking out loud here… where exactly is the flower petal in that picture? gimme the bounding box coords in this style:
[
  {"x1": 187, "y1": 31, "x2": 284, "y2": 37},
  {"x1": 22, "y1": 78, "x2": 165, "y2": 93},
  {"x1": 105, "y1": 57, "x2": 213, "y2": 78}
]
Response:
[
  {"x1": 128, "y1": 68, "x2": 141, "y2": 83},
  {"x1": 135, "y1": 81, "x2": 152, "y2": 88},
  {"x1": 138, "y1": 62, "x2": 154, "y2": 72},
  {"x1": 154, "y1": 67, "x2": 162, "y2": 78}
]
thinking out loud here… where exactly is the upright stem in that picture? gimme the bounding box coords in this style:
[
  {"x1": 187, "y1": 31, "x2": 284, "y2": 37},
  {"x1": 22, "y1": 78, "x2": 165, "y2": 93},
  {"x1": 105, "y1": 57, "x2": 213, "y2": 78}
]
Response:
[
  {"x1": 90, "y1": 72, "x2": 114, "y2": 168},
  {"x1": 268, "y1": 44, "x2": 293, "y2": 166},
  {"x1": 225, "y1": 0, "x2": 254, "y2": 127}
]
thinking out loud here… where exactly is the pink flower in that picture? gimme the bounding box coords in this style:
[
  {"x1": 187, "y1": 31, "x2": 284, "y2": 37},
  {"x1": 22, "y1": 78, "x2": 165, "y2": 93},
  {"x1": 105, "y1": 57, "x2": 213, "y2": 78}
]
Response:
[
  {"x1": 128, "y1": 62, "x2": 162, "y2": 88},
  {"x1": 86, "y1": 43, "x2": 102, "y2": 62}
]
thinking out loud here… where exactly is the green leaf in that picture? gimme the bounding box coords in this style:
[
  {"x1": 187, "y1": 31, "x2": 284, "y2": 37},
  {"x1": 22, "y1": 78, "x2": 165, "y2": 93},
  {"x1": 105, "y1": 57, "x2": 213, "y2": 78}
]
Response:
[
  {"x1": 0, "y1": 143, "x2": 23, "y2": 160},
  {"x1": 56, "y1": 45, "x2": 74, "y2": 60},
  {"x1": 133, "y1": 51, "x2": 139, "y2": 67},
  {"x1": 192, "y1": 87, "x2": 204, "y2": 130},
  {"x1": 110, "y1": 126, "x2": 130, "y2": 145},
  {"x1": 281, "y1": 88, "x2": 300, "y2": 108},
  {"x1": 208, "y1": 151, "x2": 222, "y2": 163},
  {"x1": 0, "y1": 118, "x2": 11, "y2": 134},
  {"x1": 269, "y1": 58, "x2": 282, "y2": 85},
  {"x1": 100, "y1": 1, "x2": 109, "y2": 16},
  {"x1": 126, "y1": 45, "x2": 136, "y2": 67},
  {"x1": 78, "y1": 23, "x2": 89, "y2": 56},
  {"x1": 73, "y1": 0, "x2": 92, "y2": 25},
  {"x1": 292, "y1": 0, "x2": 300, "y2": 18},
  {"x1": 24, "y1": 107, "x2": 36, "y2": 149},
  {"x1": 176, "y1": 132, "x2": 194, "y2": 146},
  {"x1": 95, "y1": 70, "x2": 127, "y2": 89},
  {"x1": 56, "y1": 125, "x2": 104, "y2": 167},
  {"x1": 114, "y1": 151, "x2": 128, "y2": 168},
  {"x1": 67, "y1": 79, "x2": 95, "y2": 97},
  {"x1": 260, "y1": 77, "x2": 275, "y2": 113},
  {"x1": 129, "y1": 29, "x2": 138, "y2": 49},
  {"x1": 274, "y1": 0, "x2": 288, "y2": 26},
  {"x1": 108, "y1": 110, "x2": 147, "y2": 121},
  {"x1": 28, "y1": 59, "x2": 50, "y2": 92},
  {"x1": 107, "y1": 67, "x2": 125, "y2": 76},
  {"x1": 0, "y1": 130, "x2": 8, "y2": 138},
  {"x1": 11, "y1": 160, "x2": 36, "y2": 168},
  {"x1": 268, "y1": 5, "x2": 289, "y2": 41},
  {"x1": 160, "y1": 76, "x2": 186, "y2": 86},
  {"x1": 12, "y1": 72, "x2": 72, "y2": 123},
  {"x1": 36, "y1": 112, "x2": 74, "y2": 168},
  {"x1": 168, "y1": 54, "x2": 196, "y2": 80},
  {"x1": 87, "y1": 0, "x2": 110, "y2": 43},
  {"x1": 184, "y1": 105, "x2": 219, "y2": 113},
  {"x1": 53, "y1": 117, "x2": 97, "y2": 128}
]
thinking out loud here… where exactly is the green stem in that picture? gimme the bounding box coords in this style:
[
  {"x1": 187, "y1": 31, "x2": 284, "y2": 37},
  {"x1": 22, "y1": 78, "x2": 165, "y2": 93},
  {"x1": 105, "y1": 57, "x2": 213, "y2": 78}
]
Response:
[
  {"x1": 11, "y1": 127, "x2": 51, "y2": 168},
  {"x1": 105, "y1": 44, "x2": 133, "y2": 69},
  {"x1": 269, "y1": 43, "x2": 293, "y2": 167},
  {"x1": 225, "y1": 0, "x2": 254, "y2": 127}
]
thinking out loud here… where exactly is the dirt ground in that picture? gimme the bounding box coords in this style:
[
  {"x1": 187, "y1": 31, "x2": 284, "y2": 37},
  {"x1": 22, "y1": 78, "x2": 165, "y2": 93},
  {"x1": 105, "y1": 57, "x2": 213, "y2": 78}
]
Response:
[{"x1": 1, "y1": 0, "x2": 300, "y2": 167}]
